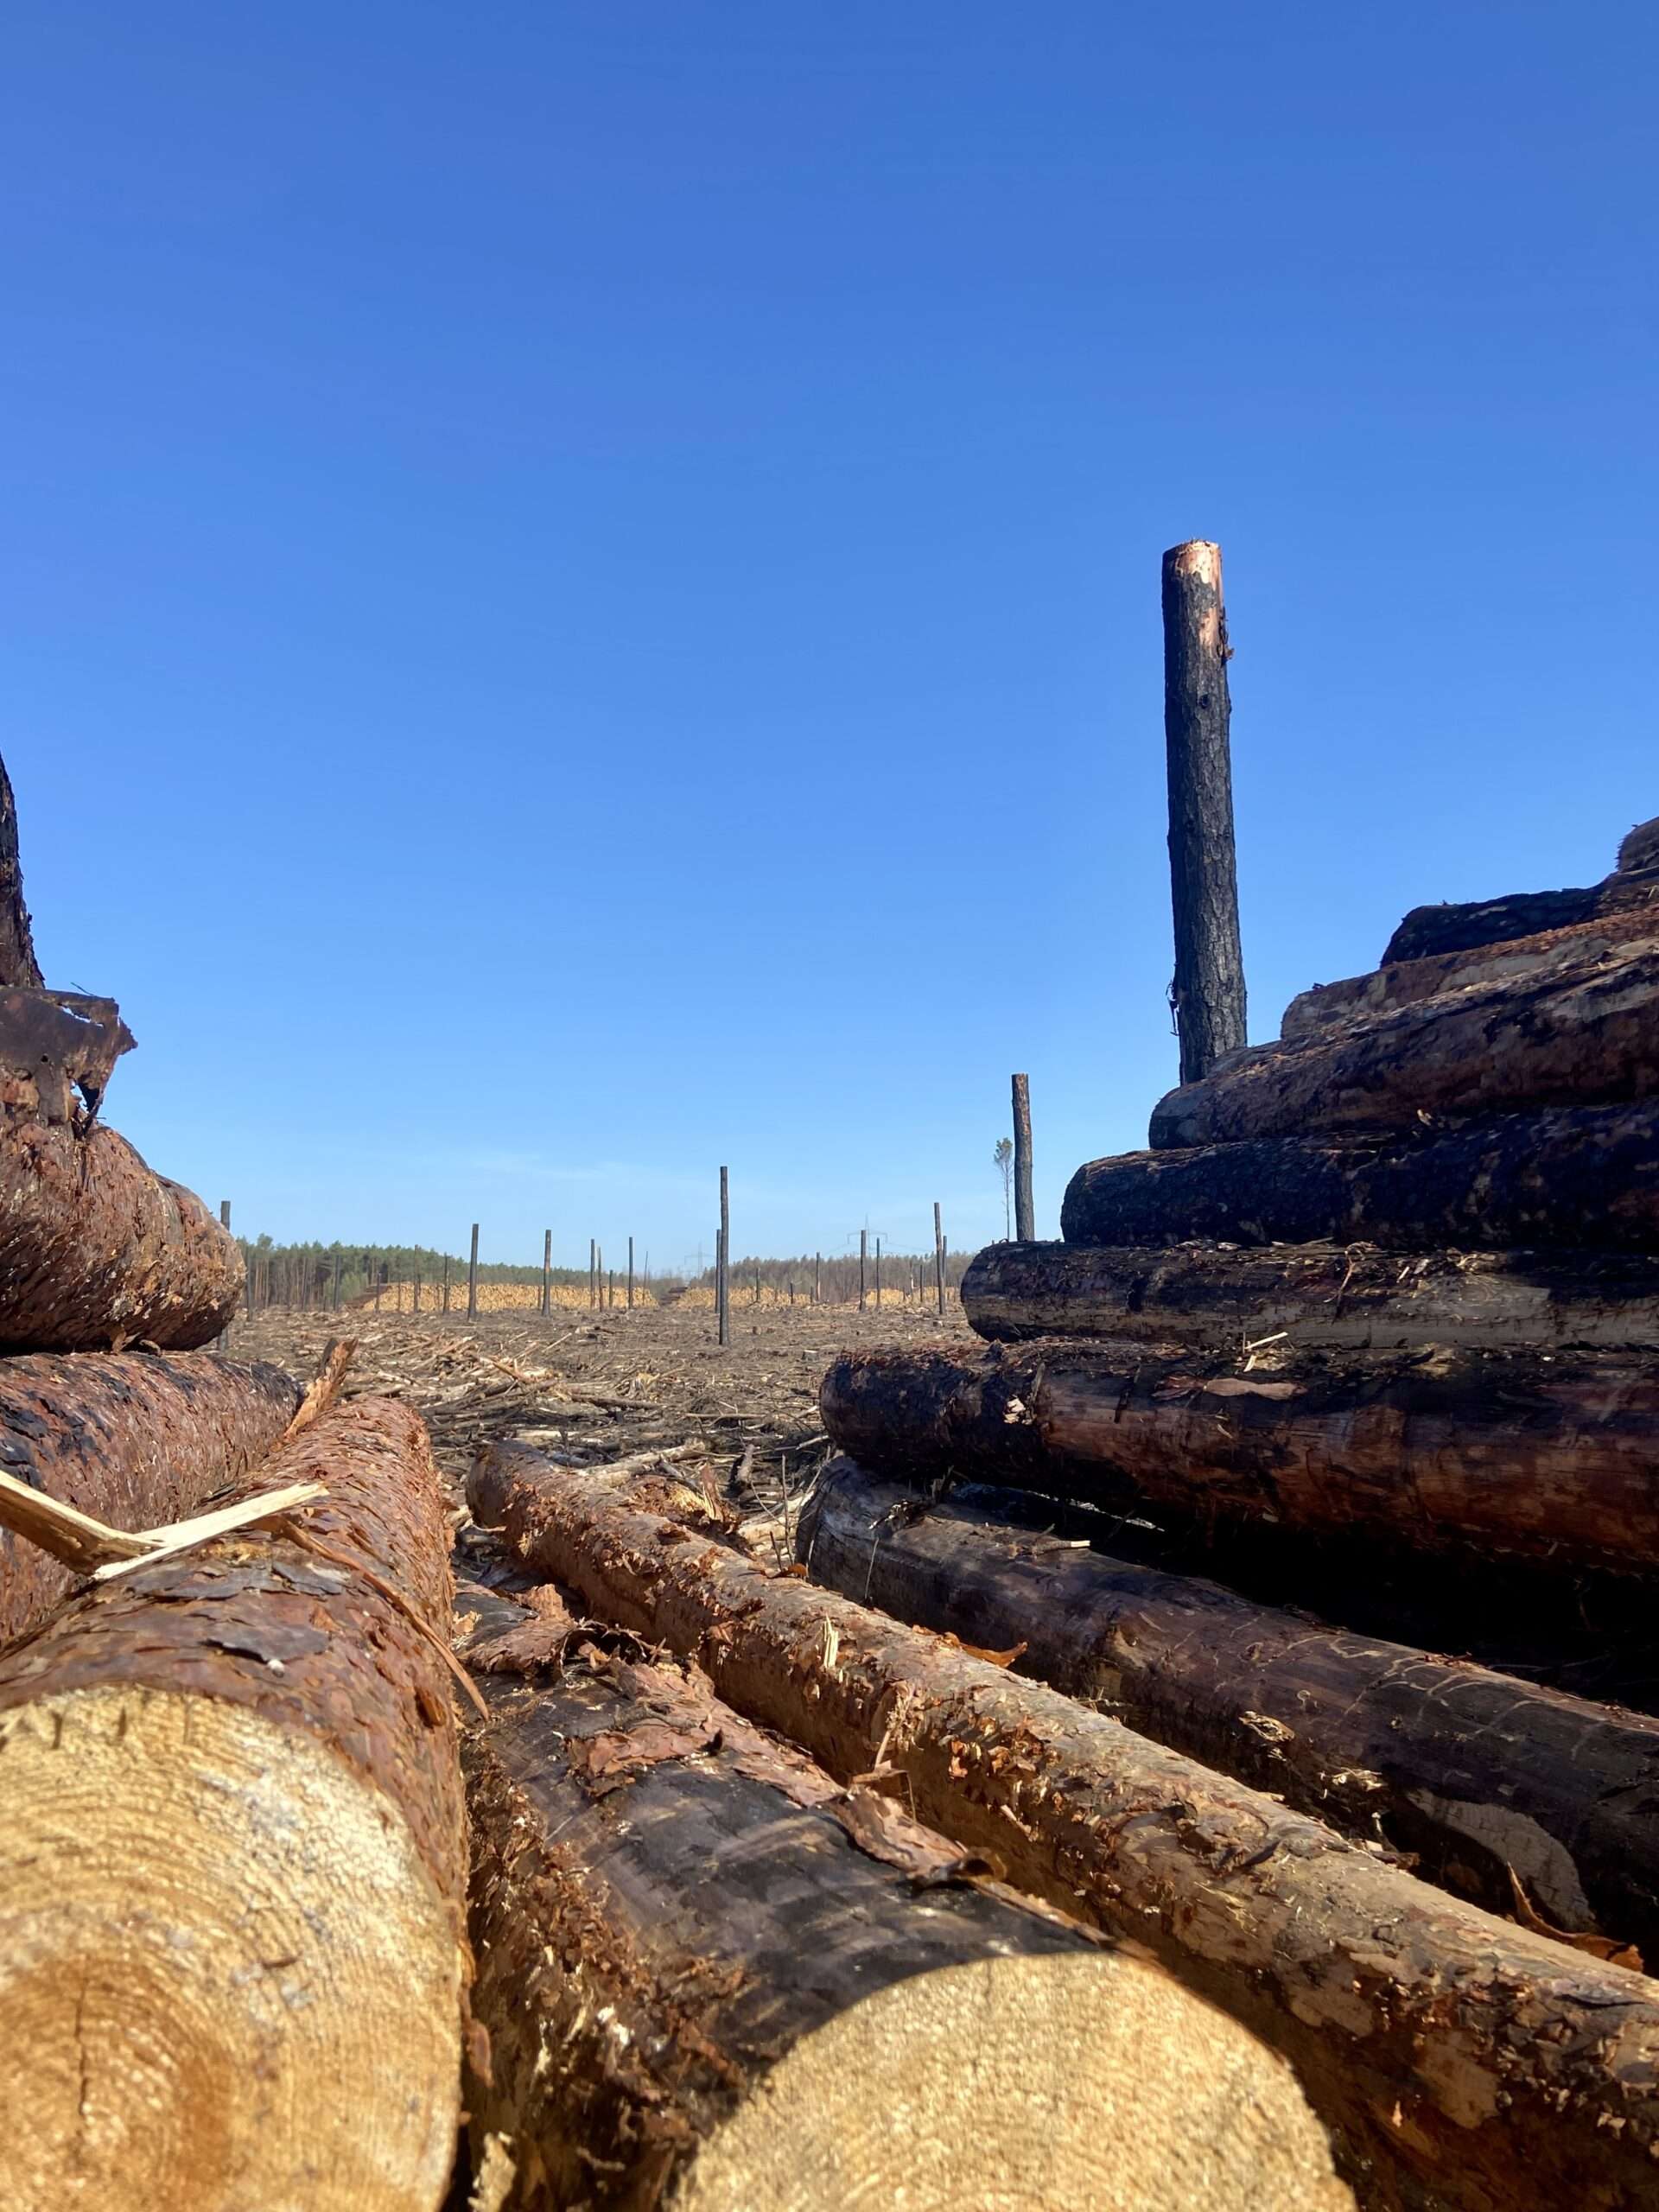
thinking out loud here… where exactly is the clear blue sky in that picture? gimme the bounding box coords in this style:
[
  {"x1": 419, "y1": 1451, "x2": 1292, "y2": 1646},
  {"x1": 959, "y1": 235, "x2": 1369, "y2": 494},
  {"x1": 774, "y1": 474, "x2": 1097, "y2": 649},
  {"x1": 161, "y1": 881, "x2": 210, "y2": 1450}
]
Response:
[{"x1": 3, "y1": 3, "x2": 1653, "y2": 1273}]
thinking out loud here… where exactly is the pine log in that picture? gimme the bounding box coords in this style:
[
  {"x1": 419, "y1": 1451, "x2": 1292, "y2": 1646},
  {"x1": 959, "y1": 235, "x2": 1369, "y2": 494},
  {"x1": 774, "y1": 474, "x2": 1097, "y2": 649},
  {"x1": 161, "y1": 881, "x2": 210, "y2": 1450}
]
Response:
[
  {"x1": 457, "y1": 1587, "x2": 1347, "y2": 2212},
  {"x1": 0, "y1": 1113, "x2": 243, "y2": 1351},
  {"x1": 1060, "y1": 1103, "x2": 1659, "y2": 1251},
  {"x1": 1149, "y1": 944, "x2": 1659, "y2": 1151},
  {"x1": 961, "y1": 1237, "x2": 1659, "y2": 1350},
  {"x1": 819, "y1": 1338, "x2": 1659, "y2": 1575},
  {"x1": 468, "y1": 1445, "x2": 1659, "y2": 2212},
  {"x1": 1621, "y1": 818, "x2": 1659, "y2": 875},
  {"x1": 1283, "y1": 906, "x2": 1659, "y2": 1039},
  {"x1": 798, "y1": 1458, "x2": 1659, "y2": 1957},
  {"x1": 0, "y1": 1350, "x2": 302, "y2": 1643},
  {"x1": 0, "y1": 753, "x2": 41, "y2": 990},
  {"x1": 1381, "y1": 864, "x2": 1659, "y2": 966},
  {"x1": 0, "y1": 1398, "x2": 468, "y2": 2212}
]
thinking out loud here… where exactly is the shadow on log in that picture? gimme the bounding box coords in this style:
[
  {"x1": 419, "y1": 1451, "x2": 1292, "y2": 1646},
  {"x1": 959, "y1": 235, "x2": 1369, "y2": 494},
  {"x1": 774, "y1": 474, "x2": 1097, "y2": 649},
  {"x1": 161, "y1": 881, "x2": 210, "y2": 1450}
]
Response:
[
  {"x1": 456, "y1": 1581, "x2": 1348, "y2": 2211},
  {"x1": 0, "y1": 1398, "x2": 467, "y2": 2212},
  {"x1": 467, "y1": 1443, "x2": 1659, "y2": 2212},
  {"x1": 1061, "y1": 1103, "x2": 1659, "y2": 1252},
  {"x1": 798, "y1": 1459, "x2": 1659, "y2": 1959}
]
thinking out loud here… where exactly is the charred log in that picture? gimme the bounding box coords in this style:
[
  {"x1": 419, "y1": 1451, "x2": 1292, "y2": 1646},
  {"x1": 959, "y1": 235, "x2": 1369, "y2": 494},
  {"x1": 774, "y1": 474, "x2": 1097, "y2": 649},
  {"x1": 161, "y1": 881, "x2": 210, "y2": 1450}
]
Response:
[
  {"x1": 1382, "y1": 863, "x2": 1659, "y2": 966},
  {"x1": 961, "y1": 1238, "x2": 1659, "y2": 1350},
  {"x1": 1149, "y1": 944, "x2": 1659, "y2": 1150},
  {"x1": 798, "y1": 1459, "x2": 1659, "y2": 1957},
  {"x1": 0, "y1": 1398, "x2": 468, "y2": 2212},
  {"x1": 0, "y1": 1350, "x2": 301, "y2": 1642},
  {"x1": 468, "y1": 1444, "x2": 1659, "y2": 2212},
  {"x1": 458, "y1": 1588, "x2": 1346, "y2": 2212},
  {"x1": 1060, "y1": 1103, "x2": 1659, "y2": 1252},
  {"x1": 0, "y1": 753, "x2": 41, "y2": 990},
  {"x1": 819, "y1": 1338, "x2": 1659, "y2": 1577}
]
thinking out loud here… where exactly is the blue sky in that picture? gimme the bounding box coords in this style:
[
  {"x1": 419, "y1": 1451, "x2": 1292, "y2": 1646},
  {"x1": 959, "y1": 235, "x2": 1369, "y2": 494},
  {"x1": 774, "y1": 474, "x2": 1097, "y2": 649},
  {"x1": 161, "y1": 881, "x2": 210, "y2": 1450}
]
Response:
[{"x1": 3, "y1": 3, "x2": 1653, "y2": 1273}]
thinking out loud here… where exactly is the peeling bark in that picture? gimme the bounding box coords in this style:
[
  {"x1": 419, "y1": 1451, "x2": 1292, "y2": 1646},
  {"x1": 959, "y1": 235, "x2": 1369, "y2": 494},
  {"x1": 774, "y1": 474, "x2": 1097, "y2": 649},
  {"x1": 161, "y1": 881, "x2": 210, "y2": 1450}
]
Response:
[
  {"x1": 1060, "y1": 1103, "x2": 1659, "y2": 1252},
  {"x1": 469, "y1": 1445, "x2": 1659, "y2": 2212},
  {"x1": 0, "y1": 1399, "x2": 467, "y2": 2212},
  {"x1": 819, "y1": 1338, "x2": 1659, "y2": 1576},
  {"x1": 1149, "y1": 944, "x2": 1659, "y2": 1150},
  {"x1": 797, "y1": 1459, "x2": 1659, "y2": 1958},
  {"x1": 961, "y1": 1238, "x2": 1659, "y2": 1350},
  {"x1": 458, "y1": 1587, "x2": 1347, "y2": 2211},
  {"x1": 0, "y1": 1350, "x2": 302, "y2": 1642}
]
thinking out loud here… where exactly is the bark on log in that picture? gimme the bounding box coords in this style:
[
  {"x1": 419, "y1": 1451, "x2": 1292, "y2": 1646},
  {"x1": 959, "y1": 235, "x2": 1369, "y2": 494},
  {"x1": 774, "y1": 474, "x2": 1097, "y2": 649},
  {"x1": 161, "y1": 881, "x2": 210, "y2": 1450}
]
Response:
[
  {"x1": 819, "y1": 1338, "x2": 1659, "y2": 1576},
  {"x1": 468, "y1": 1446, "x2": 1659, "y2": 2212},
  {"x1": 1283, "y1": 906, "x2": 1659, "y2": 1040},
  {"x1": 1620, "y1": 818, "x2": 1659, "y2": 875},
  {"x1": 1060, "y1": 1103, "x2": 1659, "y2": 1252},
  {"x1": 0, "y1": 754, "x2": 41, "y2": 990},
  {"x1": 1149, "y1": 944, "x2": 1659, "y2": 1150},
  {"x1": 798, "y1": 1458, "x2": 1659, "y2": 1958},
  {"x1": 0, "y1": 1398, "x2": 468, "y2": 2212},
  {"x1": 961, "y1": 1237, "x2": 1659, "y2": 1351},
  {"x1": 0, "y1": 1114, "x2": 243, "y2": 1351},
  {"x1": 457, "y1": 1587, "x2": 1347, "y2": 2212},
  {"x1": 0, "y1": 1350, "x2": 302, "y2": 1643},
  {"x1": 1382, "y1": 865, "x2": 1659, "y2": 967}
]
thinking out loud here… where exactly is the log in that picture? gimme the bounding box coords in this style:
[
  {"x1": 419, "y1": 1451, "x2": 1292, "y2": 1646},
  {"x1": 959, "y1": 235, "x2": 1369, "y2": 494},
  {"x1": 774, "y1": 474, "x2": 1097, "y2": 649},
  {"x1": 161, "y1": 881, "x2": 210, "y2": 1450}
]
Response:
[
  {"x1": 0, "y1": 753, "x2": 41, "y2": 989},
  {"x1": 1382, "y1": 862, "x2": 1659, "y2": 966},
  {"x1": 819, "y1": 1338, "x2": 1659, "y2": 1576},
  {"x1": 1162, "y1": 540, "x2": 1247, "y2": 1082},
  {"x1": 0, "y1": 1398, "x2": 468, "y2": 2212},
  {"x1": 456, "y1": 1585, "x2": 1347, "y2": 2212},
  {"x1": 798, "y1": 1458, "x2": 1659, "y2": 1958},
  {"x1": 0, "y1": 1350, "x2": 302, "y2": 1642},
  {"x1": 961, "y1": 1237, "x2": 1659, "y2": 1351},
  {"x1": 1282, "y1": 905, "x2": 1659, "y2": 1039},
  {"x1": 1620, "y1": 817, "x2": 1659, "y2": 875},
  {"x1": 468, "y1": 1446, "x2": 1659, "y2": 2212},
  {"x1": 0, "y1": 1113, "x2": 243, "y2": 1351},
  {"x1": 1148, "y1": 943, "x2": 1659, "y2": 1150},
  {"x1": 1060, "y1": 1102, "x2": 1659, "y2": 1251}
]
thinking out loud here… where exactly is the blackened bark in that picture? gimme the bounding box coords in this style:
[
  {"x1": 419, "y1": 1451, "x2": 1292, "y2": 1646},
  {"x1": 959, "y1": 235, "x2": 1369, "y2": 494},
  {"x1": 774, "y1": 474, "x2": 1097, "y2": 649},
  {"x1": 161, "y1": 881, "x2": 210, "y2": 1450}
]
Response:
[
  {"x1": 1012, "y1": 1071, "x2": 1035, "y2": 1242},
  {"x1": 0, "y1": 753, "x2": 41, "y2": 990},
  {"x1": 1163, "y1": 542, "x2": 1246, "y2": 1082}
]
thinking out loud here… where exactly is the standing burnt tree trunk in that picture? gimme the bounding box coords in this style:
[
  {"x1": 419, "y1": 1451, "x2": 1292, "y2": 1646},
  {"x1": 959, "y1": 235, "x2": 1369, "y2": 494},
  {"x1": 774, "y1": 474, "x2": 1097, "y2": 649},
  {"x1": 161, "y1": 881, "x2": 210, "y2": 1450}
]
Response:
[
  {"x1": 1163, "y1": 541, "x2": 1246, "y2": 1083},
  {"x1": 0, "y1": 753, "x2": 41, "y2": 990},
  {"x1": 1012, "y1": 1072, "x2": 1035, "y2": 1241}
]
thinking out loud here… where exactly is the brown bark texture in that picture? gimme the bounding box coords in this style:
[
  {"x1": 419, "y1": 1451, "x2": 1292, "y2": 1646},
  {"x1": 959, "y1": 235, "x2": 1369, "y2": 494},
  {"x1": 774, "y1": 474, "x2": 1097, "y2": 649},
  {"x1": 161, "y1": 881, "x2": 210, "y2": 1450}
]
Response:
[
  {"x1": 0, "y1": 753, "x2": 41, "y2": 990},
  {"x1": 467, "y1": 1444, "x2": 1659, "y2": 2212},
  {"x1": 1382, "y1": 864, "x2": 1659, "y2": 967},
  {"x1": 1283, "y1": 906, "x2": 1659, "y2": 1040},
  {"x1": 961, "y1": 1237, "x2": 1659, "y2": 1351},
  {"x1": 1060, "y1": 1103, "x2": 1659, "y2": 1252},
  {"x1": 1148, "y1": 944, "x2": 1659, "y2": 1151},
  {"x1": 457, "y1": 1583, "x2": 1348, "y2": 2212},
  {"x1": 819, "y1": 1338, "x2": 1659, "y2": 1576},
  {"x1": 798, "y1": 1458, "x2": 1659, "y2": 1959},
  {"x1": 0, "y1": 1350, "x2": 302, "y2": 1643},
  {"x1": 1620, "y1": 818, "x2": 1659, "y2": 875},
  {"x1": 0, "y1": 1110, "x2": 243, "y2": 1351},
  {"x1": 0, "y1": 1397, "x2": 468, "y2": 2212}
]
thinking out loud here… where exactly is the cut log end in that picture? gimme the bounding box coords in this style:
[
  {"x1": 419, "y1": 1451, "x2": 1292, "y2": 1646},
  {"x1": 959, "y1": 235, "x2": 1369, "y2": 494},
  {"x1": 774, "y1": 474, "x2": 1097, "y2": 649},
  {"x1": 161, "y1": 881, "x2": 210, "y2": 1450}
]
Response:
[
  {"x1": 673, "y1": 1951, "x2": 1349, "y2": 2212},
  {"x1": 0, "y1": 1682, "x2": 461, "y2": 2212}
]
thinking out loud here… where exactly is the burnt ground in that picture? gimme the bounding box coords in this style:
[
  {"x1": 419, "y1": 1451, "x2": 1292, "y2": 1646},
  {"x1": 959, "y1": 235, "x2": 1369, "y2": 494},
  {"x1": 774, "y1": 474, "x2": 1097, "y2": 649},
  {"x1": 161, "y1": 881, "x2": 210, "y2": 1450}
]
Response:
[{"x1": 229, "y1": 1294, "x2": 975, "y2": 1546}]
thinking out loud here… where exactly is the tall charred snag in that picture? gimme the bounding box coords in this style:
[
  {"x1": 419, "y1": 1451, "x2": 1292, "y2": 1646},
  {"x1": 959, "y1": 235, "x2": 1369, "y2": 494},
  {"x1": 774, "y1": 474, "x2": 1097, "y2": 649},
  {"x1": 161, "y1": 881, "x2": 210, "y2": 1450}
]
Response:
[
  {"x1": 0, "y1": 995, "x2": 242, "y2": 1349},
  {"x1": 457, "y1": 1585, "x2": 1347, "y2": 2212},
  {"x1": 798, "y1": 1459, "x2": 1659, "y2": 1958},
  {"x1": 1060, "y1": 1102, "x2": 1659, "y2": 1251},
  {"x1": 819, "y1": 1338, "x2": 1659, "y2": 1577},
  {"x1": 1148, "y1": 944, "x2": 1659, "y2": 1150},
  {"x1": 0, "y1": 1350, "x2": 302, "y2": 1642},
  {"x1": 468, "y1": 1445, "x2": 1659, "y2": 2212},
  {"x1": 961, "y1": 1237, "x2": 1659, "y2": 1350},
  {"x1": 0, "y1": 1398, "x2": 468, "y2": 2212}
]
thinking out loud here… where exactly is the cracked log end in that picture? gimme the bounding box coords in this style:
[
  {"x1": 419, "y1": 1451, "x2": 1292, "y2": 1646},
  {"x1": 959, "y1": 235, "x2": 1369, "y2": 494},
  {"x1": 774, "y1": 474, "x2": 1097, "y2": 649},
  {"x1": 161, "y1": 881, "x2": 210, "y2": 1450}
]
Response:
[
  {"x1": 0, "y1": 1682, "x2": 461, "y2": 2212},
  {"x1": 671, "y1": 1951, "x2": 1348, "y2": 2211}
]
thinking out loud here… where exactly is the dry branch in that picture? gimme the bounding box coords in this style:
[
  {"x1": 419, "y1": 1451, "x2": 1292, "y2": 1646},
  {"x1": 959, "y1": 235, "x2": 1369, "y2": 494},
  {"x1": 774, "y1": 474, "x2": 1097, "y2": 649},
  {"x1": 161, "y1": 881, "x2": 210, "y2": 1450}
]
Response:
[
  {"x1": 459, "y1": 1580, "x2": 1347, "y2": 2211},
  {"x1": 0, "y1": 1351, "x2": 301, "y2": 1642},
  {"x1": 798, "y1": 1458, "x2": 1659, "y2": 1958},
  {"x1": 0, "y1": 1397, "x2": 467, "y2": 2212},
  {"x1": 467, "y1": 1444, "x2": 1659, "y2": 2212}
]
